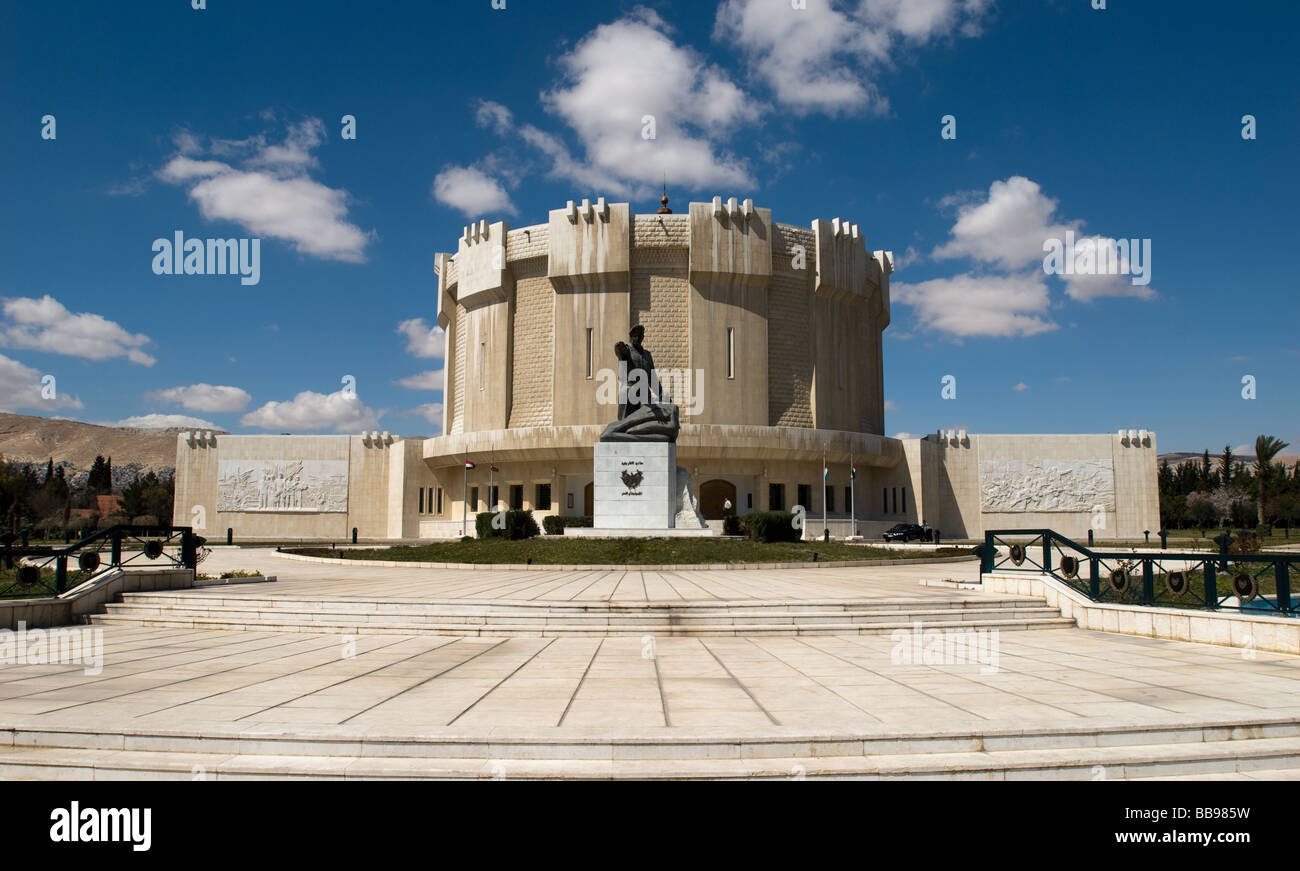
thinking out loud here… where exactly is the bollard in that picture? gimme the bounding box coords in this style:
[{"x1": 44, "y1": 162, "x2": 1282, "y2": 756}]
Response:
[
  {"x1": 935, "y1": 530, "x2": 941, "y2": 546},
  {"x1": 1159, "y1": 529, "x2": 1168, "y2": 550},
  {"x1": 227, "y1": 527, "x2": 233, "y2": 545},
  {"x1": 352, "y1": 527, "x2": 358, "y2": 544},
  {"x1": 1144, "y1": 530, "x2": 1150, "y2": 544},
  {"x1": 1088, "y1": 529, "x2": 1094, "y2": 547}
]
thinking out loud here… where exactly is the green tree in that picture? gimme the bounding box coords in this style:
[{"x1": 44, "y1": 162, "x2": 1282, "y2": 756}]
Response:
[
  {"x1": 1218, "y1": 445, "x2": 1235, "y2": 487},
  {"x1": 86, "y1": 456, "x2": 110, "y2": 494},
  {"x1": 1254, "y1": 434, "x2": 1290, "y2": 525},
  {"x1": 1188, "y1": 493, "x2": 1219, "y2": 537}
]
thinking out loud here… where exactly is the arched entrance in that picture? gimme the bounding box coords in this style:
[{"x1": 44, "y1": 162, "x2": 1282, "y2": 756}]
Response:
[
  {"x1": 583, "y1": 482, "x2": 593, "y2": 517},
  {"x1": 699, "y1": 479, "x2": 737, "y2": 520}
]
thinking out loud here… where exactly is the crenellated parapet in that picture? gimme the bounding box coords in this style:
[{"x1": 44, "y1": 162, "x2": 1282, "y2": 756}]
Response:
[
  {"x1": 688, "y1": 196, "x2": 771, "y2": 294},
  {"x1": 454, "y1": 219, "x2": 512, "y2": 308},
  {"x1": 547, "y1": 197, "x2": 630, "y2": 292}
]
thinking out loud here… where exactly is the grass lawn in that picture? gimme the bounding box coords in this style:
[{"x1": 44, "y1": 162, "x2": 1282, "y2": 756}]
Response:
[
  {"x1": 291, "y1": 539, "x2": 974, "y2": 565},
  {"x1": 0, "y1": 566, "x2": 59, "y2": 600}
]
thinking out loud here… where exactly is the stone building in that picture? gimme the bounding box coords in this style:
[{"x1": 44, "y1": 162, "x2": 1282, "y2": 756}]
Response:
[{"x1": 173, "y1": 197, "x2": 1159, "y2": 541}]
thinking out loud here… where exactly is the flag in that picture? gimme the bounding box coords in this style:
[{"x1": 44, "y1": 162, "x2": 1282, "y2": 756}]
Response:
[
  {"x1": 823, "y1": 463, "x2": 829, "y2": 481},
  {"x1": 464, "y1": 461, "x2": 476, "y2": 470},
  {"x1": 851, "y1": 465, "x2": 856, "y2": 480},
  {"x1": 490, "y1": 465, "x2": 499, "y2": 473}
]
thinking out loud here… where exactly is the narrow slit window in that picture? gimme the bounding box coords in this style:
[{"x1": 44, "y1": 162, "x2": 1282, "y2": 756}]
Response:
[
  {"x1": 585, "y1": 328, "x2": 593, "y2": 379},
  {"x1": 478, "y1": 342, "x2": 486, "y2": 389},
  {"x1": 726, "y1": 327, "x2": 735, "y2": 379},
  {"x1": 901, "y1": 487, "x2": 907, "y2": 514}
]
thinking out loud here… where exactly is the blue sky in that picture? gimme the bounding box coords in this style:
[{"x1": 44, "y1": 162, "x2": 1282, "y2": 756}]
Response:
[{"x1": 1, "y1": 0, "x2": 1296, "y2": 455}]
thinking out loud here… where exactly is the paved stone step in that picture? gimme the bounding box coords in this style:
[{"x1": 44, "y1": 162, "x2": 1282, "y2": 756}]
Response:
[
  {"x1": 8, "y1": 717, "x2": 1297, "y2": 759},
  {"x1": 89, "y1": 612, "x2": 1076, "y2": 636},
  {"x1": 120, "y1": 592, "x2": 1046, "y2": 613},
  {"x1": 3, "y1": 734, "x2": 1299, "y2": 780},
  {"x1": 101, "y1": 600, "x2": 1062, "y2": 626}
]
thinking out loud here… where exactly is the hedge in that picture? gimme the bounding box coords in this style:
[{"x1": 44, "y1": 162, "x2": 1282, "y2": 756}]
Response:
[
  {"x1": 542, "y1": 515, "x2": 594, "y2": 535},
  {"x1": 474, "y1": 509, "x2": 540, "y2": 540},
  {"x1": 739, "y1": 511, "x2": 801, "y2": 542}
]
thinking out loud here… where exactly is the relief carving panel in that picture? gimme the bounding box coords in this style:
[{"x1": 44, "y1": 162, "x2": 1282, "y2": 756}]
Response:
[
  {"x1": 980, "y1": 458, "x2": 1114, "y2": 512},
  {"x1": 217, "y1": 459, "x2": 348, "y2": 513}
]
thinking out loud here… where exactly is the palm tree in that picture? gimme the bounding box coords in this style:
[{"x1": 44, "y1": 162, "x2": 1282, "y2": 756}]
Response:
[{"x1": 1255, "y1": 435, "x2": 1291, "y2": 525}]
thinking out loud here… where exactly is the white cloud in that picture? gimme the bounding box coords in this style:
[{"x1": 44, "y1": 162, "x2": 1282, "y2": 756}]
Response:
[
  {"x1": 715, "y1": 0, "x2": 990, "y2": 115},
  {"x1": 432, "y1": 165, "x2": 516, "y2": 217},
  {"x1": 0, "y1": 296, "x2": 155, "y2": 365},
  {"x1": 396, "y1": 370, "x2": 444, "y2": 391},
  {"x1": 397, "y1": 319, "x2": 446, "y2": 359},
  {"x1": 0, "y1": 354, "x2": 83, "y2": 413},
  {"x1": 883, "y1": 399, "x2": 897, "y2": 411},
  {"x1": 115, "y1": 413, "x2": 216, "y2": 429},
  {"x1": 892, "y1": 272, "x2": 1057, "y2": 338},
  {"x1": 241, "y1": 389, "x2": 379, "y2": 432},
  {"x1": 902, "y1": 176, "x2": 1156, "y2": 338},
  {"x1": 146, "y1": 383, "x2": 250, "y2": 413},
  {"x1": 411, "y1": 402, "x2": 444, "y2": 433},
  {"x1": 1013, "y1": 382, "x2": 1029, "y2": 392},
  {"x1": 474, "y1": 100, "x2": 514, "y2": 135},
  {"x1": 932, "y1": 176, "x2": 1077, "y2": 270},
  {"x1": 157, "y1": 118, "x2": 370, "y2": 262},
  {"x1": 482, "y1": 10, "x2": 757, "y2": 197}
]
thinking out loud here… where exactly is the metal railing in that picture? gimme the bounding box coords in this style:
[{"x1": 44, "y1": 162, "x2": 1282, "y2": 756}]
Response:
[
  {"x1": 0, "y1": 525, "x2": 204, "y2": 598},
  {"x1": 978, "y1": 529, "x2": 1299, "y2": 618}
]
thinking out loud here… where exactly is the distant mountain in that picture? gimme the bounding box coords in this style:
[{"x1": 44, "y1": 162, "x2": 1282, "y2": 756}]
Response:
[
  {"x1": 0, "y1": 412, "x2": 222, "y2": 490},
  {"x1": 1159, "y1": 451, "x2": 1300, "y2": 468}
]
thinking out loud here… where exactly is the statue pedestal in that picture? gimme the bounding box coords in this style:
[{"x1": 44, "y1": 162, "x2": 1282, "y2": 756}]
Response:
[
  {"x1": 566, "y1": 444, "x2": 717, "y2": 538},
  {"x1": 593, "y1": 441, "x2": 676, "y2": 529},
  {"x1": 565, "y1": 442, "x2": 713, "y2": 537}
]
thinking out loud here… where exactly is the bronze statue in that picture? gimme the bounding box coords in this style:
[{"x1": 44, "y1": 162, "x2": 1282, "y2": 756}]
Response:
[{"x1": 599, "y1": 324, "x2": 680, "y2": 442}]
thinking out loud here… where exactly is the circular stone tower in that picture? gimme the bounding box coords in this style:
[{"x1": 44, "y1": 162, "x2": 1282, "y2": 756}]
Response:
[{"x1": 423, "y1": 196, "x2": 895, "y2": 532}]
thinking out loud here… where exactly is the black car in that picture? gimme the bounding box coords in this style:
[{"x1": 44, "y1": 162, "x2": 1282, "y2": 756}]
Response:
[{"x1": 883, "y1": 523, "x2": 931, "y2": 543}]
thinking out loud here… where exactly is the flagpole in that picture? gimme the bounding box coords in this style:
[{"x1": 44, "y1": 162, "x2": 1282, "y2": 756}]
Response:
[
  {"x1": 850, "y1": 450, "x2": 855, "y2": 538},
  {"x1": 462, "y1": 458, "x2": 467, "y2": 537}
]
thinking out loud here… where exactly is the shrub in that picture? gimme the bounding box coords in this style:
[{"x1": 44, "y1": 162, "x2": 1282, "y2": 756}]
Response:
[
  {"x1": 1230, "y1": 530, "x2": 1261, "y2": 554},
  {"x1": 475, "y1": 509, "x2": 540, "y2": 540},
  {"x1": 739, "y1": 511, "x2": 801, "y2": 542},
  {"x1": 722, "y1": 515, "x2": 742, "y2": 536},
  {"x1": 542, "y1": 515, "x2": 594, "y2": 535}
]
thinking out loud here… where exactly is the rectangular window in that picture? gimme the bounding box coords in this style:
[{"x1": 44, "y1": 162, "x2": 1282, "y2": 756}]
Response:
[
  {"x1": 901, "y1": 487, "x2": 907, "y2": 514},
  {"x1": 844, "y1": 487, "x2": 852, "y2": 513},
  {"x1": 489, "y1": 485, "x2": 499, "y2": 511},
  {"x1": 726, "y1": 327, "x2": 735, "y2": 379},
  {"x1": 585, "y1": 328, "x2": 593, "y2": 379},
  {"x1": 470, "y1": 486, "x2": 479, "y2": 512},
  {"x1": 509, "y1": 484, "x2": 524, "y2": 511},
  {"x1": 478, "y1": 341, "x2": 486, "y2": 389},
  {"x1": 535, "y1": 483, "x2": 552, "y2": 511},
  {"x1": 436, "y1": 488, "x2": 444, "y2": 514},
  {"x1": 825, "y1": 486, "x2": 835, "y2": 513},
  {"x1": 747, "y1": 492, "x2": 753, "y2": 510},
  {"x1": 892, "y1": 487, "x2": 898, "y2": 514},
  {"x1": 769, "y1": 483, "x2": 785, "y2": 512},
  {"x1": 567, "y1": 492, "x2": 574, "y2": 510},
  {"x1": 418, "y1": 487, "x2": 424, "y2": 514},
  {"x1": 883, "y1": 488, "x2": 888, "y2": 514},
  {"x1": 797, "y1": 484, "x2": 812, "y2": 511}
]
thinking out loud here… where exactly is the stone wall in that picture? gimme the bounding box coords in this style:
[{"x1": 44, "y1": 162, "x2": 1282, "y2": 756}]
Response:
[{"x1": 508, "y1": 269, "x2": 555, "y2": 429}]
